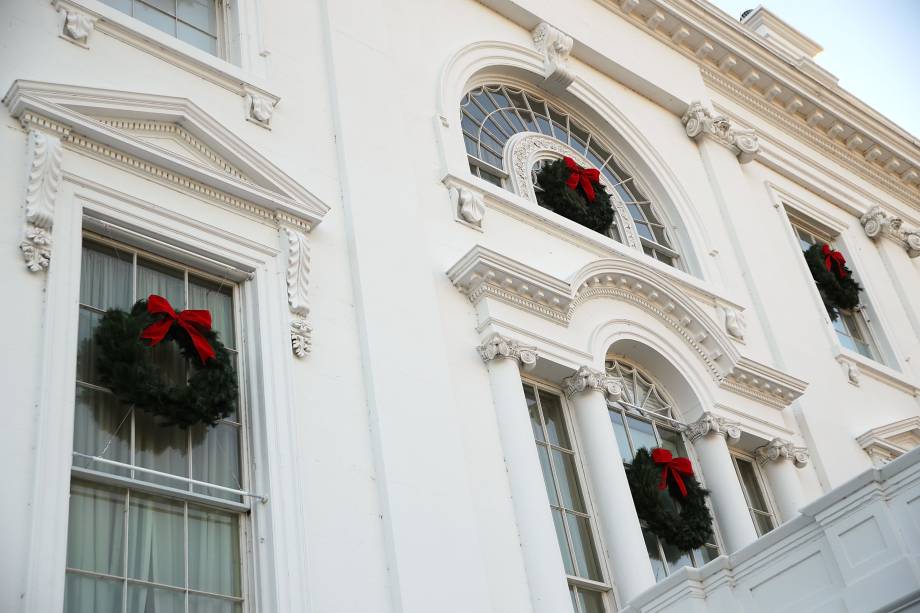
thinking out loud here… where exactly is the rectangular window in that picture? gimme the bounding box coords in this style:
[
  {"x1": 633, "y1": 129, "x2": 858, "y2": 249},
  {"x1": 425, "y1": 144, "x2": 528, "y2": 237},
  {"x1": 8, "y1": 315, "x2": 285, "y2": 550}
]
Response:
[
  {"x1": 100, "y1": 0, "x2": 226, "y2": 56},
  {"x1": 66, "y1": 237, "x2": 247, "y2": 613},
  {"x1": 731, "y1": 455, "x2": 776, "y2": 537},
  {"x1": 523, "y1": 381, "x2": 611, "y2": 612},
  {"x1": 791, "y1": 219, "x2": 883, "y2": 362}
]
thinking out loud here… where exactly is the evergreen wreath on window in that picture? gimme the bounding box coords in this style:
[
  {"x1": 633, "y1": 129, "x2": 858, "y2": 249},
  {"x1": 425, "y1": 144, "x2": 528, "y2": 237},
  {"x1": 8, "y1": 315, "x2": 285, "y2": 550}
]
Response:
[
  {"x1": 802, "y1": 243, "x2": 861, "y2": 321},
  {"x1": 625, "y1": 448, "x2": 714, "y2": 551},
  {"x1": 534, "y1": 157, "x2": 615, "y2": 235},
  {"x1": 93, "y1": 295, "x2": 239, "y2": 428}
]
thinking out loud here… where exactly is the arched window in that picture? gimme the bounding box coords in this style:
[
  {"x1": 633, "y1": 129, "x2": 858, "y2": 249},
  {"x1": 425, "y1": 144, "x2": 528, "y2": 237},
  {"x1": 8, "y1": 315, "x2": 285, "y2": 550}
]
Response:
[
  {"x1": 460, "y1": 84, "x2": 680, "y2": 267},
  {"x1": 604, "y1": 358, "x2": 720, "y2": 581}
]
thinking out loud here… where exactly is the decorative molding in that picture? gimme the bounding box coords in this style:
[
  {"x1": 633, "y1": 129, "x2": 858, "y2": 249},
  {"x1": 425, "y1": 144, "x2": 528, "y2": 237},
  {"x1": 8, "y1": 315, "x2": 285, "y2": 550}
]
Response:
[
  {"x1": 244, "y1": 87, "x2": 276, "y2": 128},
  {"x1": 755, "y1": 438, "x2": 809, "y2": 468},
  {"x1": 20, "y1": 129, "x2": 64, "y2": 272},
  {"x1": 859, "y1": 206, "x2": 920, "y2": 258},
  {"x1": 284, "y1": 228, "x2": 311, "y2": 357},
  {"x1": 563, "y1": 366, "x2": 624, "y2": 399},
  {"x1": 722, "y1": 357, "x2": 808, "y2": 409},
  {"x1": 681, "y1": 101, "x2": 760, "y2": 164},
  {"x1": 856, "y1": 417, "x2": 920, "y2": 467},
  {"x1": 686, "y1": 411, "x2": 742, "y2": 442},
  {"x1": 57, "y1": 5, "x2": 96, "y2": 46},
  {"x1": 449, "y1": 185, "x2": 485, "y2": 228},
  {"x1": 477, "y1": 333, "x2": 538, "y2": 370},
  {"x1": 531, "y1": 22, "x2": 575, "y2": 89},
  {"x1": 722, "y1": 306, "x2": 746, "y2": 341}
]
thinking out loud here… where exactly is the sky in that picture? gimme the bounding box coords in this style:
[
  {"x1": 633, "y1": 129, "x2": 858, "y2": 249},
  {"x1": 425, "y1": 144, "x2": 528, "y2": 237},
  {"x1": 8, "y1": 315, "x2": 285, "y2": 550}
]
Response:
[{"x1": 708, "y1": 0, "x2": 920, "y2": 138}]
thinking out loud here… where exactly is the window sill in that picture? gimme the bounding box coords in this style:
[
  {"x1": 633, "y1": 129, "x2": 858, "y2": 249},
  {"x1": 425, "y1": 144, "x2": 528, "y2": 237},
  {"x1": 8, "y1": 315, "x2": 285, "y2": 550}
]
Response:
[
  {"x1": 834, "y1": 349, "x2": 920, "y2": 396},
  {"x1": 52, "y1": 0, "x2": 278, "y2": 105}
]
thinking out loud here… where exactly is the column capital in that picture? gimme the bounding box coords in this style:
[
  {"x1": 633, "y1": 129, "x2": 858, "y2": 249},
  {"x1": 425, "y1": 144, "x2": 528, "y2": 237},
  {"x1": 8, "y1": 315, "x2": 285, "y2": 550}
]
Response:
[
  {"x1": 755, "y1": 438, "x2": 809, "y2": 468},
  {"x1": 681, "y1": 101, "x2": 760, "y2": 164},
  {"x1": 563, "y1": 366, "x2": 624, "y2": 400},
  {"x1": 686, "y1": 411, "x2": 742, "y2": 442},
  {"x1": 477, "y1": 333, "x2": 538, "y2": 370}
]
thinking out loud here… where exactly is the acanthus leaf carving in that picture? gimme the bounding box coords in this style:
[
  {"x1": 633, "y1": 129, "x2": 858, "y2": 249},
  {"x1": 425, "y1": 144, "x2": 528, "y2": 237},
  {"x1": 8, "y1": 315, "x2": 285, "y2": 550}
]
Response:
[
  {"x1": 284, "y1": 227, "x2": 311, "y2": 357},
  {"x1": 681, "y1": 101, "x2": 760, "y2": 164},
  {"x1": 686, "y1": 411, "x2": 742, "y2": 442},
  {"x1": 859, "y1": 206, "x2": 920, "y2": 258},
  {"x1": 755, "y1": 438, "x2": 809, "y2": 468},
  {"x1": 21, "y1": 129, "x2": 63, "y2": 272},
  {"x1": 531, "y1": 22, "x2": 575, "y2": 89},
  {"x1": 477, "y1": 333, "x2": 539, "y2": 370},
  {"x1": 563, "y1": 366, "x2": 624, "y2": 399}
]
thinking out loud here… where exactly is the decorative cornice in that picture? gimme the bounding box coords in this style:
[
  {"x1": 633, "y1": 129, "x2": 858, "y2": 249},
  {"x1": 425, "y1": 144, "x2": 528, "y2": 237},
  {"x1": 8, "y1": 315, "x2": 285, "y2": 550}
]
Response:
[
  {"x1": 686, "y1": 411, "x2": 742, "y2": 442},
  {"x1": 755, "y1": 438, "x2": 809, "y2": 468},
  {"x1": 681, "y1": 101, "x2": 760, "y2": 164},
  {"x1": 477, "y1": 333, "x2": 539, "y2": 370},
  {"x1": 722, "y1": 357, "x2": 808, "y2": 409},
  {"x1": 856, "y1": 417, "x2": 920, "y2": 468},
  {"x1": 563, "y1": 366, "x2": 624, "y2": 399},
  {"x1": 859, "y1": 206, "x2": 920, "y2": 258},
  {"x1": 20, "y1": 130, "x2": 64, "y2": 272},
  {"x1": 531, "y1": 22, "x2": 575, "y2": 89},
  {"x1": 284, "y1": 228, "x2": 311, "y2": 357}
]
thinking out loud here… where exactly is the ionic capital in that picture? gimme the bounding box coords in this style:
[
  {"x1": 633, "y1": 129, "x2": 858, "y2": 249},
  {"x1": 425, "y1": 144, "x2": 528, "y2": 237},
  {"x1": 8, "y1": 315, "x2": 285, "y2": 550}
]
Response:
[
  {"x1": 563, "y1": 366, "x2": 623, "y2": 400},
  {"x1": 756, "y1": 438, "x2": 809, "y2": 468},
  {"x1": 681, "y1": 101, "x2": 760, "y2": 164},
  {"x1": 859, "y1": 205, "x2": 920, "y2": 258},
  {"x1": 686, "y1": 411, "x2": 742, "y2": 442},
  {"x1": 477, "y1": 333, "x2": 538, "y2": 370}
]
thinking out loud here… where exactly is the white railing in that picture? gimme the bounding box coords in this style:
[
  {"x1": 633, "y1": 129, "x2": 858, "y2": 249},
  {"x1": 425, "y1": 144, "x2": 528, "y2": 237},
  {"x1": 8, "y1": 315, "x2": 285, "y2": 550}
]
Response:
[{"x1": 621, "y1": 447, "x2": 920, "y2": 613}]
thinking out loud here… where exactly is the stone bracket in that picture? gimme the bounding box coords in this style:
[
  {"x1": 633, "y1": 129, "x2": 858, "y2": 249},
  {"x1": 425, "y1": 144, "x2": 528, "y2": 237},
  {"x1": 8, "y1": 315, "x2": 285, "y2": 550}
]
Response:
[{"x1": 532, "y1": 22, "x2": 575, "y2": 89}]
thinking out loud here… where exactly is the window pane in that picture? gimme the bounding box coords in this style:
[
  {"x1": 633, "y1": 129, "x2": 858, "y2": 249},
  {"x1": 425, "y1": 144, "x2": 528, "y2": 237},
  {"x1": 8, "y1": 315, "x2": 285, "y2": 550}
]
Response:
[
  {"x1": 567, "y1": 513, "x2": 602, "y2": 581},
  {"x1": 178, "y1": 22, "x2": 217, "y2": 54},
  {"x1": 137, "y1": 258, "x2": 185, "y2": 307},
  {"x1": 523, "y1": 384, "x2": 544, "y2": 442},
  {"x1": 552, "y1": 449, "x2": 586, "y2": 512},
  {"x1": 642, "y1": 528, "x2": 667, "y2": 582},
  {"x1": 142, "y1": 0, "x2": 177, "y2": 15},
  {"x1": 67, "y1": 481, "x2": 125, "y2": 576},
  {"x1": 657, "y1": 427, "x2": 687, "y2": 459},
  {"x1": 538, "y1": 390, "x2": 571, "y2": 449},
  {"x1": 177, "y1": 0, "x2": 215, "y2": 32},
  {"x1": 552, "y1": 509, "x2": 575, "y2": 575},
  {"x1": 626, "y1": 416, "x2": 658, "y2": 453},
  {"x1": 128, "y1": 494, "x2": 185, "y2": 587},
  {"x1": 127, "y1": 583, "x2": 185, "y2": 613},
  {"x1": 536, "y1": 444, "x2": 559, "y2": 506},
  {"x1": 189, "y1": 594, "x2": 243, "y2": 613},
  {"x1": 189, "y1": 277, "x2": 235, "y2": 349},
  {"x1": 100, "y1": 0, "x2": 132, "y2": 12},
  {"x1": 735, "y1": 458, "x2": 769, "y2": 513},
  {"x1": 188, "y1": 506, "x2": 241, "y2": 596},
  {"x1": 73, "y1": 387, "x2": 131, "y2": 477},
  {"x1": 661, "y1": 538, "x2": 693, "y2": 574},
  {"x1": 134, "y1": 410, "x2": 189, "y2": 487},
  {"x1": 578, "y1": 589, "x2": 606, "y2": 613},
  {"x1": 693, "y1": 544, "x2": 719, "y2": 567},
  {"x1": 191, "y1": 423, "x2": 242, "y2": 501},
  {"x1": 134, "y1": 1, "x2": 177, "y2": 36},
  {"x1": 77, "y1": 309, "x2": 105, "y2": 385},
  {"x1": 64, "y1": 572, "x2": 123, "y2": 613},
  {"x1": 81, "y1": 243, "x2": 132, "y2": 310},
  {"x1": 752, "y1": 511, "x2": 775, "y2": 536},
  {"x1": 608, "y1": 410, "x2": 633, "y2": 461}
]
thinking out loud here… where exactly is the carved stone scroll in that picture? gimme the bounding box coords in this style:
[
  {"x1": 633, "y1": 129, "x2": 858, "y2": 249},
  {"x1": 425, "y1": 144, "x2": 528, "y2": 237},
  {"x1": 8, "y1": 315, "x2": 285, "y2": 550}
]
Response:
[
  {"x1": 532, "y1": 23, "x2": 575, "y2": 89},
  {"x1": 755, "y1": 438, "x2": 809, "y2": 468},
  {"x1": 682, "y1": 101, "x2": 760, "y2": 164},
  {"x1": 686, "y1": 411, "x2": 742, "y2": 442},
  {"x1": 563, "y1": 366, "x2": 624, "y2": 400},
  {"x1": 477, "y1": 333, "x2": 539, "y2": 371},
  {"x1": 859, "y1": 205, "x2": 920, "y2": 258},
  {"x1": 285, "y1": 228, "x2": 311, "y2": 357},
  {"x1": 21, "y1": 130, "x2": 63, "y2": 272}
]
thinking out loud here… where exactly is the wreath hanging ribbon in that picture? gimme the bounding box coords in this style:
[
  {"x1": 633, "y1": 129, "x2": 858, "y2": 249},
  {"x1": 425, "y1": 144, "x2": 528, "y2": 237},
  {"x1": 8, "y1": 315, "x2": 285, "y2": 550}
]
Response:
[
  {"x1": 563, "y1": 156, "x2": 601, "y2": 202},
  {"x1": 821, "y1": 244, "x2": 848, "y2": 279},
  {"x1": 652, "y1": 448, "x2": 694, "y2": 498},
  {"x1": 140, "y1": 295, "x2": 216, "y2": 364}
]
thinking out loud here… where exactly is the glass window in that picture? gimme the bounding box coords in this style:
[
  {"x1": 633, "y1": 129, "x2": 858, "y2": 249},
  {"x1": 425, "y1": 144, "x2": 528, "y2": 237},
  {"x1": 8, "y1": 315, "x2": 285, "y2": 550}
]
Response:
[
  {"x1": 605, "y1": 358, "x2": 720, "y2": 580},
  {"x1": 461, "y1": 84, "x2": 679, "y2": 266},
  {"x1": 523, "y1": 382, "x2": 610, "y2": 609},
  {"x1": 66, "y1": 237, "x2": 246, "y2": 613},
  {"x1": 100, "y1": 0, "x2": 222, "y2": 56},
  {"x1": 732, "y1": 456, "x2": 776, "y2": 537}
]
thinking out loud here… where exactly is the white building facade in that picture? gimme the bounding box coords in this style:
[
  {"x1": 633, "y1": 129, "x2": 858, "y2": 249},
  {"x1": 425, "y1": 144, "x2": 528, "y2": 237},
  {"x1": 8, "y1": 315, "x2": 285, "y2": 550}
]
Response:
[{"x1": 1, "y1": 0, "x2": 919, "y2": 612}]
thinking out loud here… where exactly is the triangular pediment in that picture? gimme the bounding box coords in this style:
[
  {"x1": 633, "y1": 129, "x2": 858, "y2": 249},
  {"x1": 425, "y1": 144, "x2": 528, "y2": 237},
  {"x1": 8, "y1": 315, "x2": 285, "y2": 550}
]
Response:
[{"x1": 3, "y1": 80, "x2": 329, "y2": 228}]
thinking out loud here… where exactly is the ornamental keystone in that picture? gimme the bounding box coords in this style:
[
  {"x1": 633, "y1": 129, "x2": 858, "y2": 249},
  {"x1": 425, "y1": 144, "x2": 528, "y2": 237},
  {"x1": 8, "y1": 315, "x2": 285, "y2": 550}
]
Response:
[
  {"x1": 755, "y1": 438, "x2": 809, "y2": 468},
  {"x1": 563, "y1": 366, "x2": 623, "y2": 399},
  {"x1": 686, "y1": 411, "x2": 741, "y2": 442},
  {"x1": 477, "y1": 333, "x2": 538, "y2": 370}
]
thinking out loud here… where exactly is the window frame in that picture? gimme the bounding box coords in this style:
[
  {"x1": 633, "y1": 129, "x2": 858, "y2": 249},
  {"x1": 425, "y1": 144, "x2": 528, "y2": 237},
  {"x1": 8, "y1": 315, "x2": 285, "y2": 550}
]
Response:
[
  {"x1": 729, "y1": 451, "x2": 779, "y2": 538},
  {"x1": 521, "y1": 376, "x2": 614, "y2": 613},
  {"x1": 66, "y1": 232, "x2": 254, "y2": 612}
]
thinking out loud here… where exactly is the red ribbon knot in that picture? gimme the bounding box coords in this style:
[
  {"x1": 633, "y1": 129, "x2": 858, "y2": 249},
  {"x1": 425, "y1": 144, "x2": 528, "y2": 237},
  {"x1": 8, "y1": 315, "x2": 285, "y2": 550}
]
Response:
[
  {"x1": 563, "y1": 156, "x2": 601, "y2": 202},
  {"x1": 140, "y1": 294, "x2": 216, "y2": 364},
  {"x1": 651, "y1": 448, "x2": 694, "y2": 498},
  {"x1": 821, "y1": 244, "x2": 848, "y2": 279}
]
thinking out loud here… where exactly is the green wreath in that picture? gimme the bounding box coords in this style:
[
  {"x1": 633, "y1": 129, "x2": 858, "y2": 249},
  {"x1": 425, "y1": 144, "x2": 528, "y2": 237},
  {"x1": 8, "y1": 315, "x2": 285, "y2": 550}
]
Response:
[
  {"x1": 93, "y1": 297, "x2": 238, "y2": 428},
  {"x1": 625, "y1": 448, "x2": 714, "y2": 551},
  {"x1": 803, "y1": 243, "x2": 861, "y2": 321},
  {"x1": 534, "y1": 157, "x2": 615, "y2": 235}
]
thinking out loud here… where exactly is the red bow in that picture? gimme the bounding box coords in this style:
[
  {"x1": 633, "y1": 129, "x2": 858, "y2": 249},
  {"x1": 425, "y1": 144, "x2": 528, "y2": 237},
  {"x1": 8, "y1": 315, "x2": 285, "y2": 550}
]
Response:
[
  {"x1": 140, "y1": 295, "x2": 216, "y2": 364},
  {"x1": 651, "y1": 448, "x2": 694, "y2": 498},
  {"x1": 563, "y1": 156, "x2": 601, "y2": 202},
  {"x1": 821, "y1": 244, "x2": 848, "y2": 279}
]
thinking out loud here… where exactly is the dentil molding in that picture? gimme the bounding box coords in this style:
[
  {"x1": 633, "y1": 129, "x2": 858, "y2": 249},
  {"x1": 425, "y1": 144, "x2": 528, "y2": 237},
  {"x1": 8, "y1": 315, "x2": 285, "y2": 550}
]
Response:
[
  {"x1": 20, "y1": 127, "x2": 65, "y2": 272},
  {"x1": 477, "y1": 333, "x2": 539, "y2": 370},
  {"x1": 686, "y1": 411, "x2": 742, "y2": 442},
  {"x1": 682, "y1": 101, "x2": 760, "y2": 164},
  {"x1": 284, "y1": 228, "x2": 311, "y2": 357},
  {"x1": 531, "y1": 22, "x2": 575, "y2": 89},
  {"x1": 563, "y1": 366, "x2": 624, "y2": 399},
  {"x1": 755, "y1": 438, "x2": 809, "y2": 468},
  {"x1": 859, "y1": 206, "x2": 920, "y2": 258}
]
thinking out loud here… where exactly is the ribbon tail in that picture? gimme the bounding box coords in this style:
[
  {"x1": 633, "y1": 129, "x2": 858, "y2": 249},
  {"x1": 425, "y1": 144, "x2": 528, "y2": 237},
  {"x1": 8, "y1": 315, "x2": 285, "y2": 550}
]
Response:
[
  {"x1": 178, "y1": 321, "x2": 216, "y2": 364},
  {"x1": 580, "y1": 177, "x2": 596, "y2": 202},
  {"x1": 140, "y1": 319, "x2": 173, "y2": 346},
  {"x1": 658, "y1": 467, "x2": 668, "y2": 491},
  {"x1": 673, "y1": 469, "x2": 688, "y2": 497}
]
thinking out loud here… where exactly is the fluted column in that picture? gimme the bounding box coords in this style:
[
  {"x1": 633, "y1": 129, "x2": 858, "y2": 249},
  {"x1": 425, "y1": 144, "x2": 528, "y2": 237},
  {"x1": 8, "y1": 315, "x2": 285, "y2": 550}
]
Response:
[
  {"x1": 563, "y1": 366, "x2": 656, "y2": 604},
  {"x1": 478, "y1": 334, "x2": 571, "y2": 613},
  {"x1": 687, "y1": 412, "x2": 758, "y2": 552},
  {"x1": 756, "y1": 438, "x2": 809, "y2": 522}
]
